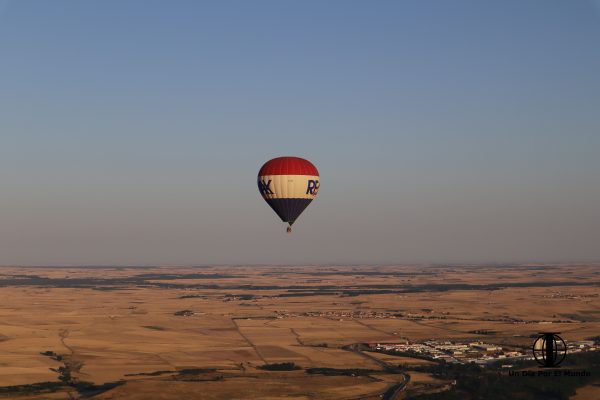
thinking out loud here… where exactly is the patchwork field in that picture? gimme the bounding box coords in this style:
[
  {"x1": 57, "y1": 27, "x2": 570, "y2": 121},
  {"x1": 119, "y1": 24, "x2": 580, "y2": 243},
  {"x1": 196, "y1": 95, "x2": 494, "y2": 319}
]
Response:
[{"x1": 0, "y1": 264, "x2": 598, "y2": 399}]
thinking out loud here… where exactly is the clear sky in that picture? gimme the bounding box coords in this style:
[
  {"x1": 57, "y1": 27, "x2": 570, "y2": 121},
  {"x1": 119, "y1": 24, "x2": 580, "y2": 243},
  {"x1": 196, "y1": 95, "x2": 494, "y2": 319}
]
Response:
[{"x1": 0, "y1": 0, "x2": 598, "y2": 265}]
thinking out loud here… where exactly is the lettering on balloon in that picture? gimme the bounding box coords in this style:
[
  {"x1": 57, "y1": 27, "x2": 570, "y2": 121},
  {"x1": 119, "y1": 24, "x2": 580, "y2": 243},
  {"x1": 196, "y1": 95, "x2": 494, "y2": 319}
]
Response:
[
  {"x1": 258, "y1": 179, "x2": 274, "y2": 195},
  {"x1": 306, "y1": 180, "x2": 320, "y2": 196}
]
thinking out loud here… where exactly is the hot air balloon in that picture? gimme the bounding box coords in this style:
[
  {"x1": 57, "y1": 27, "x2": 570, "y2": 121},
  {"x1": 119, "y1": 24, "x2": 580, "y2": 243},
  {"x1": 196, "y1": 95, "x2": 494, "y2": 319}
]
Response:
[{"x1": 257, "y1": 156, "x2": 320, "y2": 233}]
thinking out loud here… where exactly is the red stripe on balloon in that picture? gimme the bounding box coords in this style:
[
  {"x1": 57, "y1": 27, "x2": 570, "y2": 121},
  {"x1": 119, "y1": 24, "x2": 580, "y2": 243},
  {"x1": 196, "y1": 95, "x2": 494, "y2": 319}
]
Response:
[{"x1": 258, "y1": 157, "x2": 319, "y2": 176}]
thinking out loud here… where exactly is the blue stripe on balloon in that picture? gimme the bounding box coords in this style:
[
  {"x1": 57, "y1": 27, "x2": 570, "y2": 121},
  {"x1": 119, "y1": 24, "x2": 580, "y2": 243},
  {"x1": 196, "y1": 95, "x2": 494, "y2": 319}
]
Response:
[{"x1": 264, "y1": 198, "x2": 313, "y2": 225}]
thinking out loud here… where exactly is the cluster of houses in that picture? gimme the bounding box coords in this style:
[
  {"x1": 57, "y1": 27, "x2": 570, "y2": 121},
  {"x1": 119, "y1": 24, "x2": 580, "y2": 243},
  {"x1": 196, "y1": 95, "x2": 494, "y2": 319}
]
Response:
[
  {"x1": 567, "y1": 340, "x2": 598, "y2": 353},
  {"x1": 368, "y1": 341, "x2": 500, "y2": 365},
  {"x1": 277, "y1": 310, "x2": 398, "y2": 319},
  {"x1": 369, "y1": 340, "x2": 524, "y2": 365},
  {"x1": 369, "y1": 339, "x2": 599, "y2": 366}
]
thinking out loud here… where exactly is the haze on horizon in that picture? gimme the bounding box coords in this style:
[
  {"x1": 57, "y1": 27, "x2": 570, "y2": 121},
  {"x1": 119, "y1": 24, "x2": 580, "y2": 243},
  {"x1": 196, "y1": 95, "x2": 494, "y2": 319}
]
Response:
[{"x1": 0, "y1": 0, "x2": 598, "y2": 266}]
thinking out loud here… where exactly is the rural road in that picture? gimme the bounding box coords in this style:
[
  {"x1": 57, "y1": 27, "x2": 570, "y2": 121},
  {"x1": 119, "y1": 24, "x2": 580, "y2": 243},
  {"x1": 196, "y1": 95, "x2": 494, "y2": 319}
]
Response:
[
  {"x1": 231, "y1": 317, "x2": 267, "y2": 363},
  {"x1": 345, "y1": 343, "x2": 411, "y2": 400}
]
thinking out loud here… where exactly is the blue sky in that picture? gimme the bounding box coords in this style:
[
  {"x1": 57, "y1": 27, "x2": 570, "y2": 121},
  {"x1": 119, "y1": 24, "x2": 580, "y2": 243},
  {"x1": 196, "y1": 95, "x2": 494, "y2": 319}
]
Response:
[{"x1": 0, "y1": 0, "x2": 599, "y2": 265}]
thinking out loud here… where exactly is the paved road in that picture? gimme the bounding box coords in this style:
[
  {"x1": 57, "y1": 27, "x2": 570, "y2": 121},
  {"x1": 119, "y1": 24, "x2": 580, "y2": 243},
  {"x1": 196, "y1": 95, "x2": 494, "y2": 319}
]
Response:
[
  {"x1": 382, "y1": 375, "x2": 411, "y2": 400},
  {"x1": 345, "y1": 344, "x2": 410, "y2": 400}
]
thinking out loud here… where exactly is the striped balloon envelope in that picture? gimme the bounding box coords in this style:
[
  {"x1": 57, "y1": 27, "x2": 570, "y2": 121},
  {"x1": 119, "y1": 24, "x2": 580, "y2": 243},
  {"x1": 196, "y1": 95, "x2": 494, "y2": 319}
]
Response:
[{"x1": 257, "y1": 156, "x2": 320, "y2": 232}]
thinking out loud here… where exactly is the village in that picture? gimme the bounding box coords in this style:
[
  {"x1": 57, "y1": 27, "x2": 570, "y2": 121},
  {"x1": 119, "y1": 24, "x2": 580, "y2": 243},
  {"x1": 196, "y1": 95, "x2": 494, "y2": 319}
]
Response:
[
  {"x1": 269, "y1": 308, "x2": 579, "y2": 325},
  {"x1": 367, "y1": 339, "x2": 600, "y2": 367}
]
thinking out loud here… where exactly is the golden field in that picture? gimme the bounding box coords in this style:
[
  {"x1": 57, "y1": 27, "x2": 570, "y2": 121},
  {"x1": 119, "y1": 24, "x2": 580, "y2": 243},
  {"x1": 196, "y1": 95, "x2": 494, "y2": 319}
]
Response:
[{"x1": 0, "y1": 264, "x2": 598, "y2": 399}]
